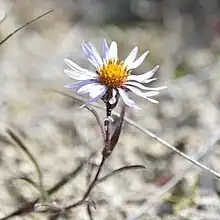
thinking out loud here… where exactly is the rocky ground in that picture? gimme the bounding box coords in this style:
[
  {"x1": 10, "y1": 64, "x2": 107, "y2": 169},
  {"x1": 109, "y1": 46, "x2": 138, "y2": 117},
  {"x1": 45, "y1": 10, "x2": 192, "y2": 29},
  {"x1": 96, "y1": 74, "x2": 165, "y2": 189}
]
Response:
[{"x1": 0, "y1": 0, "x2": 220, "y2": 219}]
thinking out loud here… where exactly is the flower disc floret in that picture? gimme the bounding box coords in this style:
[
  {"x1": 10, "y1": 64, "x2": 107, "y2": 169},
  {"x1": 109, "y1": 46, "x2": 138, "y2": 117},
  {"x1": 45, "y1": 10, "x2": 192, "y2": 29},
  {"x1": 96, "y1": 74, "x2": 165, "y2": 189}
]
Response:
[{"x1": 99, "y1": 59, "x2": 128, "y2": 88}]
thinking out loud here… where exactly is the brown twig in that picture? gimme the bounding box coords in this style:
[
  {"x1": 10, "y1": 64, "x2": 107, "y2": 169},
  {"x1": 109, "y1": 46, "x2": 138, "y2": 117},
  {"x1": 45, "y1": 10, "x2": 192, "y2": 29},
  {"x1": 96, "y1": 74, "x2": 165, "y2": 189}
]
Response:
[
  {"x1": 6, "y1": 128, "x2": 48, "y2": 201},
  {"x1": 65, "y1": 154, "x2": 106, "y2": 210},
  {"x1": 64, "y1": 102, "x2": 114, "y2": 211},
  {"x1": 0, "y1": 10, "x2": 54, "y2": 46},
  {"x1": 96, "y1": 165, "x2": 147, "y2": 185},
  {"x1": 87, "y1": 203, "x2": 94, "y2": 220}
]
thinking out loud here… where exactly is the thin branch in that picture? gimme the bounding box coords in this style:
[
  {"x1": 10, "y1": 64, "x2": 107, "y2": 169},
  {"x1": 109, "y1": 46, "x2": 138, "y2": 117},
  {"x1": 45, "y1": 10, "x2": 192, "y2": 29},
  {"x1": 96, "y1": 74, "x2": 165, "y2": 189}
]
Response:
[
  {"x1": 96, "y1": 165, "x2": 147, "y2": 185},
  {"x1": 0, "y1": 10, "x2": 6, "y2": 25},
  {"x1": 86, "y1": 202, "x2": 95, "y2": 220},
  {"x1": 122, "y1": 118, "x2": 220, "y2": 180},
  {"x1": 17, "y1": 176, "x2": 44, "y2": 195},
  {"x1": 86, "y1": 106, "x2": 105, "y2": 140},
  {"x1": 0, "y1": 10, "x2": 54, "y2": 46},
  {"x1": 6, "y1": 128, "x2": 49, "y2": 201},
  {"x1": 65, "y1": 156, "x2": 106, "y2": 210},
  {"x1": 0, "y1": 152, "x2": 96, "y2": 220}
]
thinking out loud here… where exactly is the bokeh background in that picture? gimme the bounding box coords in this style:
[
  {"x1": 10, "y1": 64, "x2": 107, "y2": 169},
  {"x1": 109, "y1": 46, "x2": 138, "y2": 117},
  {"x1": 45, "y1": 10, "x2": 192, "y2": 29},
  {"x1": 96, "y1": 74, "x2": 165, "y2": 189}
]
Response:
[{"x1": 0, "y1": 0, "x2": 220, "y2": 219}]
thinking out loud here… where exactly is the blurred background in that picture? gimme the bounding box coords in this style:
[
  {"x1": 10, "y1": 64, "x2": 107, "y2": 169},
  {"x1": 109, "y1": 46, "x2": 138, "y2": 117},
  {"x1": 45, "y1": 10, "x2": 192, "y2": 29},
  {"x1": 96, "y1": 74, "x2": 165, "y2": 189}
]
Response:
[{"x1": 0, "y1": 0, "x2": 220, "y2": 219}]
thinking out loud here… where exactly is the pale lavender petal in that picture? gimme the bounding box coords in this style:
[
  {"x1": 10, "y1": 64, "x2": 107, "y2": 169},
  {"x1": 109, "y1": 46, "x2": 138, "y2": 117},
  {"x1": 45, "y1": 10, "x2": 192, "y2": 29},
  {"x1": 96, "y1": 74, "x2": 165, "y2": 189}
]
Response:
[
  {"x1": 64, "y1": 59, "x2": 87, "y2": 73},
  {"x1": 64, "y1": 69, "x2": 96, "y2": 80},
  {"x1": 109, "y1": 41, "x2": 118, "y2": 60},
  {"x1": 144, "y1": 91, "x2": 159, "y2": 97},
  {"x1": 82, "y1": 42, "x2": 101, "y2": 68},
  {"x1": 88, "y1": 42, "x2": 103, "y2": 66},
  {"x1": 125, "y1": 80, "x2": 165, "y2": 91},
  {"x1": 80, "y1": 88, "x2": 107, "y2": 108},
  {"x1": 89, "y1": 84, "x2": 107, "y2": 98},
  {"x1": 125, "y1": 85, "x2": 159, "y2": 103},
  {"x1": 77, "y1": 82, "x2": 99, "y2": 94},
  {"x1": 124, "y1": 85, "x2": 146, "y2": 98},
  {"x1": 127, "y1": 51, "x2": 149, "y2": 70},
  {"x1": 87, "y1": 58, "x2": 99, "y2": 68},
  {"x1": 81, "y1": 42, "x2": 90, "y2": 58},
  {"x1": 118, "y1": 88, "x2": 141, "y2": 110},
  {"x1": 123, "y1": 46, "x2": 138, "y2": 69},
  {"x1": 146, "y1": 97, "x2": 159, "y2": 104},
  {"x1": 109, "y1": 88, "x2": 117, "y2": 104},
  {"x1": 64, "y1": 80, "x2": 95, "y2": 89},
  {"x1": 102, "y1": 39, "x2": 109, "y2": 61},
  {"x1": 127, "y1": 65, "x2": 159, "y2": 81},
  {"x1": 142, "y1": 78, "x2": 158, "y2": 83}
]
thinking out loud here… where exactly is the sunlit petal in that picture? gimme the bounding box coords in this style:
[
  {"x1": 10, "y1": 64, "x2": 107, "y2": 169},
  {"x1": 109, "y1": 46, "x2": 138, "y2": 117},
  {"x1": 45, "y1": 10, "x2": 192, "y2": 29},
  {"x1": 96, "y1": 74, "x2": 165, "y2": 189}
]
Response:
[
  {"x1": 64, "y1": 80, "x2": 96, "y2": 89},
  {"x1": 127, "y1": 65, "x2": 159, "y2": 81},
  {"x1": 127, "y1": 51, "x2": 149, "y2": 70},
  {"x1": 77, "y1": 82, "x2": 99, "y2": 94},
  {"x1": 80, "y1": 89, "x2": 107, "y2": 108},
  {"x1": 89, "y1": 84, "x2": 107, "y2": 98},
  {"x1": 123, "y1": 46, "x2": 138, "y2": 69},
  {"x1": 82, "y1": 42, "x2": 102, "y2": 68},
  {"x1": 64, "y1": 59, "x2": 86, "y2": 73},
  {"x1": 146, "y1": 97, "x2": 159, "y2": 104},
  {"x1": 118, "y1": 88, "x2": 141, "y2": 110},
  {"x1": 88, "y1": 42, "x2": 103, "y2": 67},
  {"x1": 109, "y1": 41, "x2": 118, "y2": 60},
  {"x1": 102, "y1": 39, "x2": 109, "y2": 61}
]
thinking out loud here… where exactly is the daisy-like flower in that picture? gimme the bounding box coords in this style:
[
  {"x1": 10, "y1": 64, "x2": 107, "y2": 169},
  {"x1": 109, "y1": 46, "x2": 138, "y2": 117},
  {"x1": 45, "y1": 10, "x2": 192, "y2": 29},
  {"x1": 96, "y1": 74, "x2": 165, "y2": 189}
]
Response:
[{"x1": 64, "y1": 40, "x2": 165, "y2": 110}]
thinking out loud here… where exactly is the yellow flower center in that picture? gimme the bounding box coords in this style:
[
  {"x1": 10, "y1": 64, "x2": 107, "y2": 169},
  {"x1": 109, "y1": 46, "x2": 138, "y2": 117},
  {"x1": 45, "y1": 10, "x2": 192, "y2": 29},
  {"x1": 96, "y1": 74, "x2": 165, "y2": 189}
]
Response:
[{"x1": 99, "y1": 59, "x2": 128, "y2": 88}]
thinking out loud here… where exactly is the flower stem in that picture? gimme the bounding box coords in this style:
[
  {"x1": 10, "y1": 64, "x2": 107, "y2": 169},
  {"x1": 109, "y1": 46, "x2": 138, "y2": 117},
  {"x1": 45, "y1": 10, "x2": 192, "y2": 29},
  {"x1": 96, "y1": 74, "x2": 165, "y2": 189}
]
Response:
[{"x1": 66, "y1": 102, "x2": 112, "y2": 210}]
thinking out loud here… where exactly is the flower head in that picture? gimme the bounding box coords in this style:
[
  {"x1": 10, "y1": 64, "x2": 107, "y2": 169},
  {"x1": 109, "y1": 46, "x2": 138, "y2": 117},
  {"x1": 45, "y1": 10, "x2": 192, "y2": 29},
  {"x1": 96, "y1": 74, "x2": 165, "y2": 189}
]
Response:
[{"x1": 64, "y1": 40, "x2": 165, "y2": 109}]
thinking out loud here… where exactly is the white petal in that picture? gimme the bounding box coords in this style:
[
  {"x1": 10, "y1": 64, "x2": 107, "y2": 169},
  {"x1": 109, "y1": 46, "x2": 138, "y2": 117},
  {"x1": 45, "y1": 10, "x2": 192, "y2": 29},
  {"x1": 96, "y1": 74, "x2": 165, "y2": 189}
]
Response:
[
  {"x1": 88, "y1": 42, "x2": 103, "y2": 67},
  {"x1": 125, "y1": 85, "x2": 146, "y2": 98},
  {"x1": 77, "y1": 82, "x2": 98, "y2": 94},
  {"x1": 142, "y1": 78, "x2": 157, "y2": 83},
  {"x1": 109, "y1": 89, "x2": 117, "y2": 104},
  {"x1": 102, "y1": 39, "x2": 109, "y2": 61},
  {"x1": 123, "y1": 46, "x2": 138, "y2": 69},
  {"x1": 144, "y1": 91, "x2": 159, "y2": 97},
  {"x1": 64, "y1": 59, "x2": 87, "y2": 73},
  {"x1": 146, "y1": 97, "x2": 159, "y2": 104},
  {"x1": 64, "y1": 80, "x2": 95, "y2": 89},
  {"x1": 127, "y1": 51, "x2": 149, "y2": 70},
  {"x1": 82, "y1": 42, "x2": 91, "y2": 58},
  {"x1": 125, "y1": 85, "x2": 159, "y2": 104},
  {"x1": 89, "y1": 84, "x2": 107, "y2": 98},
  {"x1": 82, "y1": 42, "x2": 102, "y2": 68},
  {"x1": 109, "y1": 41, "x2": 118, "y2": 60},
  {"x1": 128, "y1": 65, "x2": 159, "y2": 82},
  {"x1": 80, "y1": 89, "x2": 107, "y2": 108},
  {"x1": 125, "y1": 81, "x2": 165, "y2": 91},
  {"x1": 118, "y1": 88, "x2": 141, "y2": 110},
  {"x1": 87, "y1": 57, "x2": 99, "y2": 68},
  {"x1": 64, "y1": 69, "x2": 96, "y2": 80}
]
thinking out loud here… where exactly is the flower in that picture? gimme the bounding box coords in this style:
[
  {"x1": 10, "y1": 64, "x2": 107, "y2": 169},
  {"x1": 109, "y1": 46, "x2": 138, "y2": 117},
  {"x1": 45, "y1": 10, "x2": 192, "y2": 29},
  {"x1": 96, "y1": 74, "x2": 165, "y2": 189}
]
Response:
[{"x1": 64, "y1": 40, "x2": 165, "y2": 109}]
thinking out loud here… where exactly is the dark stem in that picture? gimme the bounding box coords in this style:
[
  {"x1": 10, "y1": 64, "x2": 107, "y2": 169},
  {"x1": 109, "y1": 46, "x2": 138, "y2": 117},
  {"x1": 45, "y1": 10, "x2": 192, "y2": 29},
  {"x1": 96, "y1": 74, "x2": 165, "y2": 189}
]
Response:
[
  {"x1": 65, "y1": 103, "x2": 112, "y2": 210},
  {"x1": 102, "y1": 102, "x2": 112, "y2": 158},
  {"x1": 65, "y1": 156, "x2": 105, "y2": 210}
]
